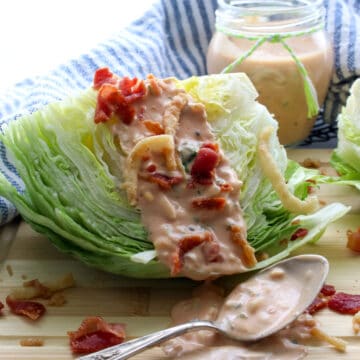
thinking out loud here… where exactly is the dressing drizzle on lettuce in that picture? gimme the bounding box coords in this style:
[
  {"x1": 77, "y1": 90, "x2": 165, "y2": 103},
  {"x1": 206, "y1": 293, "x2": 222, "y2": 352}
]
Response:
[{"x1": 0, "y1": 69, "x2": 349, "y2": 278}]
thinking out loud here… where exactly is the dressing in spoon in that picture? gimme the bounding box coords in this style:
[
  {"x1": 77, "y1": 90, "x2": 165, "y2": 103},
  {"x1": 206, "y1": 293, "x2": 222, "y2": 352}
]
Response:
[{"x1": 79, "y1": 254, "x2": 329, "y2": 360}]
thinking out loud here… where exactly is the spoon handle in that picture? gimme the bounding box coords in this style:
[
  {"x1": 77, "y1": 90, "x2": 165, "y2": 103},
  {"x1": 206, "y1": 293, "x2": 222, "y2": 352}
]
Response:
[{"x1": 78, "y1": 320, "x2": 219, "y2": 360}]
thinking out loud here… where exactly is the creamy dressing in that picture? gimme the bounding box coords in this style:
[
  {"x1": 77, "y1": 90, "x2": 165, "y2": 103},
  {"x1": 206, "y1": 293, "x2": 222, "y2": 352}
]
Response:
[
  {"x1": 109, "y1": 76, "x2": 256, "y2": 280},
  {"x1": 162, "y1": 266, "x2": 315, "y2": 359},
  {"x1": 207, "y1": 31, "x2": 333, "y2": 145},
  {"x1": 218, "y1": 267, "x2": 302, "y2": 339}
]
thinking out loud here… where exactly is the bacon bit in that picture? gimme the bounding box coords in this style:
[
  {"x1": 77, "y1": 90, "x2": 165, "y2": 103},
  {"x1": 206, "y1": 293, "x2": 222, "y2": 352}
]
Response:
[
  {"x1": 328, "y1": 292, "x2": 360, "y2": 315},
  {"x1": 305, "y1": 179, "x2": 317, "y2": 194},
  {"x1": 301, "y1": 158, "x2": 321, "y2": 169},
  {"x1": 6, "y1": 264, "x2": 13, "y2": 277},
  {"x1": 23, "y1": 279, "x2": 52, "y2": 298},
  {"x1": 143, "y1": 120, "x2": 165, "y2": 135},
  {"x1": 6, "y1": 296, "x2": 46, "y2": 320},
  {"x1": 290, "y1": 228, "x2": 308, "y2": 241},
  {"x1": 321, "y1": 284, "x2": 336, "y2": 296},
  {"x1": 94, "y1": 71, "x2": 146, "y2": 125},
  {"x1": 230, "y1": 225, "x2": 257, "y2": 267},
  {"x1": 0, "y1": 301, "x2": 4, "y2": 314},
  {"x1": 256, "y1": 251, "x2": 269, "y2": 261},
  {"x1": 93, "y1": 67, "x2": 117, "y2": 89},
  {"x1": 306, "y1": 295, "x2": 329, "y2": 315},
  {"x1": 20, "y1": 338, "x2": 44, "y2": 347},
  {"x1": 10, "y1": 273, "x2": 75, "y2": 301},
  {"x1": 94, "y1": 84, "x2": 136, "y2": 125},
  {"x1": 346, "y1": 228, "x2": 360, "y2": 252},
  {"x1": 145, "y1": 173, "x2": 183, "y2": 190},
  {"x1": 146, "y1": 164, "x2": 157, "y2": 173},
  {"x1": 279, "y1": 238, "x2": 288, "y2": 247},
  {"x1": 68, "y1": 316, "x2": 126, "y2": 354},
  {"x1": 192, "y1": 197, "x2": 226, "y2": 210},
  {"x1": 202, "y1": 241, "x2": 223, "y2": 263},
  {"x1": 201, "y1": 142, "x2": 219, "y2": 152},
  {"x1": 171, "y1": 232, "x2": 213, "y2": 276},
  {"x1": 119, "y1": 76, "x2": 147, "y2": 103},
  {"x1": 220, "y1": 183, "x2": 233, "y2": 192},
  {"x1": 190, "y1": 146, "x2": 219, "y2": 185}
]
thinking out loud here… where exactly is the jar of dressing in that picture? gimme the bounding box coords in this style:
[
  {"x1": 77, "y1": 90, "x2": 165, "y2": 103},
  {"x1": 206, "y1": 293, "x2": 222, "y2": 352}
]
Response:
[{"x1": 207, "y1": 0, "x2": 333, "y2": 145}]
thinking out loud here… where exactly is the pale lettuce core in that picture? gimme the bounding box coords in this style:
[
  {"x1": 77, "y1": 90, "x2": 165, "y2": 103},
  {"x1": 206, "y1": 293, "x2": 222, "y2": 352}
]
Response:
[{"x1": 0, "y1": 74, "x2": 349, "y2": 278}]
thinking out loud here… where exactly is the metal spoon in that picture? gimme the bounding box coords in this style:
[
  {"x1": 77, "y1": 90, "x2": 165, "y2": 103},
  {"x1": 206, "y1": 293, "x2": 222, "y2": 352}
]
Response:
[{"x1": 79, "y1": 254, "x2": 329, "y2": 360}]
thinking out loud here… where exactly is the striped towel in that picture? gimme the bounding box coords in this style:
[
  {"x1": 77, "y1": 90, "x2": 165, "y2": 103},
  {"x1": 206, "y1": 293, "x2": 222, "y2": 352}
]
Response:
[{"x1": 0, "y1": 0, "x2": 359, "y2": 225}]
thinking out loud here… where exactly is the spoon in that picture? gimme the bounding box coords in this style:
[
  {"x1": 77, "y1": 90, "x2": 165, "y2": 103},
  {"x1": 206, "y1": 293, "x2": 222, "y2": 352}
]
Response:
[{"x1": 79, "y1": 254, "x2": 329, "y2": 360}]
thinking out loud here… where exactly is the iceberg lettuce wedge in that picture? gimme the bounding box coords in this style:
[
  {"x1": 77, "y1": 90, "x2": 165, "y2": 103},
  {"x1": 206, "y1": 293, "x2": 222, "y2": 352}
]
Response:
[
  {"x1": 0, "y1": 73, "x2": 349, "y2": 278},
  {"x1": 331, "y1": 79, "x2": 360, "y2": 190}
]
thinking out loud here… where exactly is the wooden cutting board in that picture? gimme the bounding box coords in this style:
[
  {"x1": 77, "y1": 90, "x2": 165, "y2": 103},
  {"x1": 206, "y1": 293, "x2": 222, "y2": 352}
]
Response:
[{"x1": 0, "y1": 148, "x2": 359, "y2": 359}]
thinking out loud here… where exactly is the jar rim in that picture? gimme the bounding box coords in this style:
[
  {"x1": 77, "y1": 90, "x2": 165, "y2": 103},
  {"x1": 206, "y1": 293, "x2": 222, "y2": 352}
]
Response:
[
  {"x1": 218, "y1": 0, "x2": 323, "y2": 14},
  {"x1": 216, "y1": 0, "x2": 325, "y2": 35}
]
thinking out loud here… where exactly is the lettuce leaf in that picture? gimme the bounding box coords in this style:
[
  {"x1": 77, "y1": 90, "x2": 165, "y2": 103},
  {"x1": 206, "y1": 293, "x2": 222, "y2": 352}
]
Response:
[
  {"x1": 0, "y1": 73, "x2": 349, "y2": 278},
  {"x1": 330, "y1": 79, "x2": 360, "y2": 190}
]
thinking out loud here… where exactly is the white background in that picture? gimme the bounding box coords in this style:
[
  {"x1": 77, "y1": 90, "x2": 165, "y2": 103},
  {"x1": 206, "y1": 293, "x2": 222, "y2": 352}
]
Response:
[{"x1": 0, "y1": 0, "x2": 156, "y2": 92}]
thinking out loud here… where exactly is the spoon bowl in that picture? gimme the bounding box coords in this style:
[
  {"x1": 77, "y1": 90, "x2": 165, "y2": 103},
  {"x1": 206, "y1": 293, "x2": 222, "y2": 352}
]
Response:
[{"x1": 79, "y1": 254, "x2": 329, "y2": 360}]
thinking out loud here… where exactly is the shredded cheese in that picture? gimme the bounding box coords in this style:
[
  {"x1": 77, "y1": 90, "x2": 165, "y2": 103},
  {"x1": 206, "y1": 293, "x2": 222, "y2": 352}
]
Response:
[
  {"x1": 257, "y1": 126, "x2": 319, "y2": 214},
  {"x1": 124, "y1": 135, "x2": 177, "y2": 205}
]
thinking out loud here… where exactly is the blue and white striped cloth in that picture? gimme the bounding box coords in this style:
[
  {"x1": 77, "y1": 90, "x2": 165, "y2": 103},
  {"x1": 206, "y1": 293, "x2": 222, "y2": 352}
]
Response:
[{"x1": 0, "y1": 0, "x2": 359, "y2": 225}]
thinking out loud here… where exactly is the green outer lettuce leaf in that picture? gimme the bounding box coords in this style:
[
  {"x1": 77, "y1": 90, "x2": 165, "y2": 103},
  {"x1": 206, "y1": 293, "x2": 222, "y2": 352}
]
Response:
[{"x1": 0, "y1": 74, "x2": 350, "y2": 278}]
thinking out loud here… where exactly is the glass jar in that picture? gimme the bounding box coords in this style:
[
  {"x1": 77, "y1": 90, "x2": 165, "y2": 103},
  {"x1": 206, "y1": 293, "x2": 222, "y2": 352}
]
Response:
[{"x1": 207, "y1": 0, "x2": 333, "y2": 146}]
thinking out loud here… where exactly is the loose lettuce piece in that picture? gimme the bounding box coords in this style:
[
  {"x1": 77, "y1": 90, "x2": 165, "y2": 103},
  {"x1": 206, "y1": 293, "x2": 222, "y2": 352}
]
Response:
[
  {"x1": 330, "y1": 79, "x2": 360, "y2": 190},
  {"x1": 0, "y1": 74, "x2": 349, "y2": 278}
]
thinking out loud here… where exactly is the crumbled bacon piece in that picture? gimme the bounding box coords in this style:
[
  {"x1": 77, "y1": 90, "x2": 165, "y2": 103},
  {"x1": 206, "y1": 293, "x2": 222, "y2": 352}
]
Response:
[
  {"x1": 290, "y1": 228, "x2": 308, "y2": 241},
  {"x1": 328, "y1": 292, "x2": 360, "y2": 315},
  {"x1": 143, "y1": 120, "x2": 165, "y2": 135},
  {"x1": 346, "y1": 228, "x2": 360, "y2": 252},
  {"x1": 68, "y1": 316, "x2": 126, "y2": 354},
  {"x1": 190, "y1": 145, "x2": 219, "y2": 185},
  {"x1": 0, "y1": 300, "x2": 4, "y2": 314},
  {"x1": 93, "y1": 67, "x2": 117, "y2": 89},
  {"x1": 23, "y1": 279, "x2": 52, "y2": 299},
  {"x1": 93, "y1": 69, "x2": 146, "y2": 125},
  {"x1": 6, "y1": 296, "x2": 45, "y2": 321},
  {"x1": 220, "y1": 183, "x2": 233, "y2": 192},
  {"x1": 119, "y1": 76, "x2": 146, "y2": 103},
  {"x1": 192, "y1": 197, "x2": 226, "y2": 210},
  {"x1": 301, "y1": 158, "x2": 321, "y2": 169},
  {"x1": 201, "y1": 142, "x2": 219, "y2": 152},
  {"x1": 20, "y1": 338, "x2": 44, "y2": 347},
  {"x1": 94, "y1": 84, "x2": 136, "y2": 125},
  {"x1": 171, "y1": 232, "x2": 213, "y2": 276},
  {"x1": 321, "y1": 284, "x2": 336, "y2": 296},
  {"x1": 306, "y1": 295, "x2": 329, "y2": 315},
  {"x1": 145, "y1": 173, "x2": 183, "y2": 190},
  {"x1": 146, "y1": 164, "x2": 157, "y2": 173}
]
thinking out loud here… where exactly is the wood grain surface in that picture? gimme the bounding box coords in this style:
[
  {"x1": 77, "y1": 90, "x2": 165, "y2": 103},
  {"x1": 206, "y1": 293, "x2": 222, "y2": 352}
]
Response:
[{"x1": 0, "y1": 149, "x2": 359, "y2": 359}]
